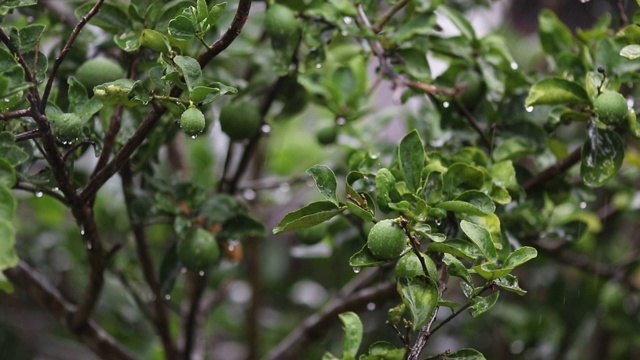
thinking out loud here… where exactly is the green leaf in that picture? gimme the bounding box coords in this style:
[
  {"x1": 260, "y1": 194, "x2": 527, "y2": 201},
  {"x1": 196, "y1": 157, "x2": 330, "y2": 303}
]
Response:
[
  {"x1": 0, "y1": 272, "x2": 14, "y2": 294},
  {"x1": 361, "y1": 341, "x2": 406, "y2": 360},
  {"x1": 205, "y1": 3, "x2": 227, "y2": 28},
  {"x1": 159, "y1": 244, "x2": 181, "y2": 295},
  {"x1": 437, "y1": 5, "x2": 476, "y2": 41},
  {"x1": 174, "y1": 55, "x2": 202, "y2": 93},
  {"x1": 196, "y1": 0, "x2": 208, "y2": 23},
  {"x1": 620, "y1": 44, "x2": 640, "y2": 60},
  {"x1": 489, "y1": 160, "x2": 517, "y2": 190},
  {"x1": 525, "y1": 78, "x2": 590, "y2": 107},
  {"x1": 0, "y1": 158, "x2": 16, "y2": 187},
  {"x1": 472, "y1": 262, "x2": 512, "y2": 280},
  {"x1": 0, "y1": 185, "x2": 16, "y2": 220},
  {"x1": 503, "y1": 246, "x2": 537, "y2": 269},
  {"x1": 460, "y1": 220, "x2": 496, "y2": 262},
  {"x1": 397, "y1": 276, "x2": 439, "y2": 331},
  {"x1": 0, "y1": 144, "x2": 28, "y2": 166},
  {"x1": 376, "y1": 168, "x2": 399, "y2": 211},
  {"x1": 442, "y1": 163, "x2": 485, "y2": 195},
  {"x1": 581, "y1": 126, "x2": 625, "y2": 187},
  {"x1": 329, "y1": 0, "x2": 357, "y2": 16},
  {"x1": 538, "y1": 9, "x2": 574, "y2": 55},
  {"x1": 338, "y1": 312, "x2": 363, "y2": 358},
  {"x1": 0, "y1": 219, "x2": 18, "y2": 270},
  {"x1": 349, "y1": 244, "x2": 386, "y2": 268},
  {"x1": 398, "y1": 130, "x2": 425, "y2": 193},
  {"x1": 168, "y1": 14, "x2": 197, "y2": 41},
  {"x1": 436, "y1": 190, "x2": 496, "y2": 216},
  {"x1": 392, "y1": 13, "x2": 438, "y2": 42},
  {"x1": 428, "y1": 239, "x2": 482, "y2": 260},
  {"x1": 470, "y1": 291, "x2": 499, "y2": 317},
  {"x1": 346, "y1": 202, "x2": 374, "y2": 223},
  {"x1": 75, "y1": 2, "x2": 132, "y2": 33},
  {"x1": 273, "y1": 201, "x2": 344, "y2": 234},
  {"x1": 494, "y1": 274, "x2": 527, "y2": 296},
  {"x1": 442, "y1": 253, "x2": 472, "y2": 284},
  {"x1": 191, "y1": 82, "x2": 237, "y2": 104},
  {"x1": 220, "y1": 214, "x2": 266, "y2": 238},
  {"x1": 443, "y1": 348, "x2": 486, "y2": 360},
  {"x1": 114, "y1": 30, "x2": 142, "y2": 52},
  {"x1": 307, "y1": 164, "x2": 339, "y2": 206},
  {"x1": 17, "y1": 24, "x2": 45, "y2": 51}
]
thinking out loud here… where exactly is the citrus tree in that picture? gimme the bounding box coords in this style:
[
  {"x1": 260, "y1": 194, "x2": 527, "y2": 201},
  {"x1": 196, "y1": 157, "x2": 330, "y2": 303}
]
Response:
[{"x1": 1, "y1": 0, "x2": 640, "y2": 359}]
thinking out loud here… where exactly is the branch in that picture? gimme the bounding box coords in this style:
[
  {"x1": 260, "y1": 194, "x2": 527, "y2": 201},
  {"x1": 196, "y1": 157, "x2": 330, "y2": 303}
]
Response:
[
  {"x1": 263, "y1": 281, "x2": 398, "y2": 360},
  {"x1": 456, "y1": 100, "x2": 493, "y2": 151},
  {"x1": 0, "y1": 108, "x2": 31, "y2": 121},
  {"x1": 3, "y1": 261, "x2": 136, "y2": 360},
  {"x1": 179, "y1": 272, "x2": 208, "y2": 359},
  {"x1": 40, "y1": 0, "x2": 106, "y2": 110},
  {"x1": 121, "y1": 163, "x2": 178, "y2": 359},
  {"x1": 372, "y1": 0, "x2": 410, "y2": 33},
  {"x1": 523, "y1": 146, "x2": 582, "y2": 192}
]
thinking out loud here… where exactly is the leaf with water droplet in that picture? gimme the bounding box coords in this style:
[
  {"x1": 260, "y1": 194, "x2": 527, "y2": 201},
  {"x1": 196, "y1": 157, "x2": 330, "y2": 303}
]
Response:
[
  {"x1": 349, "y1": 244, "x2": 386, "y2": 268},
  {"x1": 525, "y1": 78, "x2": 590, "y2": 107},
  {"x1": 581, "y1": 126, "x2": 624, "y2": 187},
  {"x1": 397, "y1": 276, "x2": 439, "y2": 331}
]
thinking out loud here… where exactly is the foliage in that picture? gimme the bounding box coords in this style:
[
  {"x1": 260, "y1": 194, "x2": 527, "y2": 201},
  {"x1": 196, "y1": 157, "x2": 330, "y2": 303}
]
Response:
[{"x1": 1, "y1": 0, "x2": 640, "y2": 359}]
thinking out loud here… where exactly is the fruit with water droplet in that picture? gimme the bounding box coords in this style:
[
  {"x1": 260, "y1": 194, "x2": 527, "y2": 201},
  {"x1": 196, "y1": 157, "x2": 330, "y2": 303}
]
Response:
[
  {"x1": 219, "y1": 100, "x2": 261, "y2": 141},
  {"x1": 177, "y1": 228, "x2": 220, "y2": 272},
  {"x1": 367, "y1": 219, "x2": 407, "y2": 260},
  {"x1": 594, "y1": 91, "x2": 628, "y2": 127},
  {"x1": 76, "y1": 58, "x2": 124, "y2": 91},
  {"x1": 180, "y1": 107, "x2": 206, "y2": 136},
  {"x1": 51, "y1": 113, "x2": 83, "y2": 143}
]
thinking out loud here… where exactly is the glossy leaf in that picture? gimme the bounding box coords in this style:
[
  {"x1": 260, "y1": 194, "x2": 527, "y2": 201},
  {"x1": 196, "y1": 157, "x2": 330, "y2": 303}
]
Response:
[
  {"x1": 349, "y1": 244, "x2": 386, "y2": 268},
  {"x1": 538, "y1": 9, "x2": 574, "y2": 55},
  {"x1": 470, "y1": 291, "x2": 499, "y2": 317},
  {"x1": 205, "y1": 3, "x2": 227, "y2": 28},
  {"x1": 75, "y1": 3, "x2": 131, "y2": 33},
  {"x1": 191, "y1": 82, "x2": 237, "y2": 104},
  {"x1": 0, "y1": 185, "x2": 16, "y2": 220},
  {"x1": 443, "y1": 253, "x2": 472, "y2": 284},
  {"x1": 472, "y1": 262, "x2": 513, "y2": 280},
  {"x1": 503, "y1": 246, "x2": 538, "y2": 269},
  {"x1": 525, "y1": 78, "x2": 590, "y2": 107},
  {"x1": 220, "y1": 214, "x2": 266, "y2": 238},
  {"x1": 0, "y1": 158, "x2": 16, "y2": 187},
  {"x1": 360, "y1": 341, "x2": 406, "y2": 360},
  {"x1": 0, "y1": 219, "x2": 18, "y2": 270},
  {"x1": 273, "y1": 201, "x2": 344, "y2": 234},
  {"x1": 620, "y1": 44, "x2": 640, "y2": 60},
  {"x1": 428, "y1": 239, "x2": 482, "y2": 260},
  {"x1": 494, "y1": 274, "x2": 527, "y2": 296},
  {"x1": 442, "y1": 163, "x2": 485, "y2": 195},
  {"x1": 338, "y1": 312, "x2": 362, "y2": 359},
  {"x1": 581, "y1": 126, "x2": 625, "y2": 187},
  {"x1": 307, "y1": 164, "x2": 339, "y2": 206},
  {"x1": 397, "y1": 276, "x2": 439, "y2": 331},
  {"x1": 443, "y1": 348, "x2": 487, "y2": 359},
  {"x1": 398, "y1": 130, "x2": 425, "y2": 193},
  {"x1": 436, "y1": 190, "x2": 495, "y2": 216},
  {"x1": 174, "y1": 55, "x2": 202, "y2": 93},
  {"x1": 168, "y1": 15, "x2": 196, "y2": 41},
  {"x1": 460, "y1": 220, "x2": 496, "y2": 262},
  {"x1": 437, "y1": 5, "x2": 476, "y2": 41}
]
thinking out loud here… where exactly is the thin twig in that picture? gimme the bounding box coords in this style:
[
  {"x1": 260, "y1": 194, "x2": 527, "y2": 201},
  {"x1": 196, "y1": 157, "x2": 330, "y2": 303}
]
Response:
[
  {"x1": 457, "y1": 100, "x2": 492, "y2": 150},
  {"x1": 0, "y1": 108, "x2": 31, "y2": 121},
  {"x1": 373, "y1": 0, "x2": 410, "y2": 33},
  {"x1": 523, "y1": 146, "x2": 582, "y2": 192}
]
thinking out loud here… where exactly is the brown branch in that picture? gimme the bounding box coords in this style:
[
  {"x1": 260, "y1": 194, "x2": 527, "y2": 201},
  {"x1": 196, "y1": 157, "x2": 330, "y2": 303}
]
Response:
[
  {"x1": 13, "y1": 182, "x2": 67, "y2": 204},
  {"x1": 180, "y1": 273, "x2": 208, "y2": 359},
  {"x1": 121, "y1": 163, "x2": 178, "y2": 359},
  {"x1": 40, "y1": 0, "x2": 106, "y2": 110},
  {"x1": 523, "y1": 146, "x2": 582, "y2": 192},
  {"x1": 15, "y1": 128, "x2": 42, "y2": 142},
  {"x1": 457, "y1": 101, "x2": 492, "y2": 151},
  {"x1": 263, "y1": 281, "x2": 398, "y2": 360},
  {"x1": 372, "y1": 0, "x2": 410, "y2": 33},
  {"x1": 3, "y1": 261, "x2": 136, "y2": 360},
  {"x1": 0, "y1": 108, "x2": 31, "y2": 121}
]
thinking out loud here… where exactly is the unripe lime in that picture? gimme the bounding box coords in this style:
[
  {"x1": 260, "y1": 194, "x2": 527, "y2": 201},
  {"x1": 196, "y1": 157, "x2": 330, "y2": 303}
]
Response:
[
  {"x1": 594, "y1": 91, "x2": 628, "y2": 126},
  {"x1": 395, "y1": 251, "x2": 437, "y2": 280},
  {"x1": 180, "y1": 107, "x2": 206, "y2": 136},
  {"x1": 52, "y1": 113, "x2": 83, "y2": 143},
  {"x1": 316, "y1": 126, "x2": 338, "y2": 145},
  {"x1": 456, "y1": 71, "x2": 484, "y2": 109},
  {"x1": 265, "y1": 4, "x2": 298, "y2": 42},
  {"x1": 367, "y1": 219, "x2": 407, "y2": 260},
  {"x1": 76, "y1": 58, "x2": 124, "y2": 91},
  {"x1": 177, "y1": 228, "x2": 220, "y2": 272},
  {"x1": 296, "y1": 223, "x2": 328, "y2": 245},
  {"x1": 140, "y1": 29, "x2": 170, "y2": 53},
  {"x1": 219, "y1": 100, "x2": 261, "y2": 141}
]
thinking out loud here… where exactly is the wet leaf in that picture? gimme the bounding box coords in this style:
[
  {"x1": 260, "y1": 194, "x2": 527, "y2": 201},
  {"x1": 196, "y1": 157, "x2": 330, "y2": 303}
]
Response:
[
  {"x1": 470, "y1": 291, "x2": 499, "y2": 317},
  {"x1": 397, "y1": 276, "x2": 439, "y2": 331},
  {"x1": 494, "y1": 274, "x2": 527, "y2": 295},
  {"x1": 460, "y1": 220, "x2": 496, "y2": 262},
  {"x1": 273, "y1": 201, "x2": 344, "y2": 234},
  {"x1": 525, "y1": 78, "x2": 590, "y2": 107},
  {"x1": 581, "y1": 126, "x2": 625, "y2": 187},
  {"x1": 349, "y1": 244, "x2": 386, "y2": 268},
  {"x1": 398, "y1": 130, "x2": 425, "y2": 193},
  {"x1": 307, "y1": 164, "x2": 339, "y2": 206},
  {"x1": 338, "y1": 312, "x2": 362, "y2": 358},
  {"x1": 503, "y1": 246, "x2": 537, "y2": 269},
  {"x1": 436, "y1": 190, "x2": 495, "y2": 216}
]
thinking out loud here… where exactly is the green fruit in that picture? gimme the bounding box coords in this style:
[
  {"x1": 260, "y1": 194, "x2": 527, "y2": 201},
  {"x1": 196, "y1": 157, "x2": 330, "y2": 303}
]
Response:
[
  {"x1": 367, "y1": 219, "x2": 407, "y2": 260},
  {"x1": 594, "y1": 91, "x2": 628, "y2": 126},
  {"x1": 218, "y1": 100, "x2": 261, "y2": 141},
  {"x1": 316, "y1": 126, "x2": 338, "y2": 145},
  {"x1": 140, "y1": 29, "x2": 170, "y2": 53},
  {"x1": 456, "y1": 72, "x2": 484, "y2": 109},
  {"x1": 76, "y1": 58, "x2": 124, "y2": 91},
  {"x1": 177, "y1": 228, "x2": 220, "y2": 272},
  {"x1": 265, "y1": 4, "x2": 298, "y2": 42},
  {"x1": 395, "y1": 251, "x2": 437, "y2": 280},
  {"x1": 180, "y1": 107, "x2": 206, "y2": 137},
  {"x1": 51, "y1": 113, "x2": 83, "y2": 143},
  {"x1": 296, "y1": 223, "x2": 328, "y2": 245}
]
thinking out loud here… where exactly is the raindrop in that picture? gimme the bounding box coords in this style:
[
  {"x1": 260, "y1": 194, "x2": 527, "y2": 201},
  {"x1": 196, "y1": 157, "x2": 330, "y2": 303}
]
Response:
[
  {"x1": 35, "y1": 191, "x2": 43, "y2": 198},
  {"x1": 86, "y1": 243, "x2": 92, "y2": 250},
  {"x1": 227, "y1": 240, "x2": 238, "y2": 251},
  {"x1": 315, "y1": 63, "x2": 322, "y2": 69},
  {"x1": 261, "y1": 124, "x2": 271, "y2": 133},
  {"x1": 336, "y1": 116, "x2": 347, "y2": 126},
  {"x1": 190, "y1": 135, "x2": 198, "y2": 140},
  {"x1": 52, "y1": 187, "x2": 59, "y2": 192},
  {"x1": 340, "y1": 30, "x2": 347, "y2": 36},
  {"x1": 525, "y1": 106, "x2": 534, "y2": 113},
  {"x1": 3, "y1": 98, "x2": 10, "y2": 103},
  {"x1": 80, "y1": 227, "x2": 85, "y2": 236},
  {"x1": 343, "y1": 16, "x2": 353, "y2": 25},
  {"x1": 279, "y1": 182, "x2": 290, "y2": 193},
  {"x1": 579, "y1": 202, "x2": 587, "y2": 209},
  {"x1": 198, "y1": 271, "x2": 205, "y2": 277},
  {"x1": 510, "y1": 340, "x2": 524, "y2": 354},
  {"x1": 164, "y1": 294, "x2": 171, "y2": 300},
  {"x1": 579, "y1": 0, "x2": 590, "y2": 3},
  {"x1": 442, "y1": 101, "x2": 450, "y2": 108},
  {"x1": 243, "y1": 188, "x2": 256, "y2": 200},
  {"x1": 435, "y1": 219, "x2": 442, "y2": 226},
  {"x1": 367, "y1": 302, "x2": 376, "y2": 311},
  {"x1": 510, "y1": 62, "x2": 519, "y2": 70},
  {"x1": 352, "y1": 267, "x2": 361, "y2": 274},
  {"x1": 627, "y1": 98, "x2": 635, "y2": 108},
  {"x1": 180, "y1": 267, "x2": 187, "y2": 274}
]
